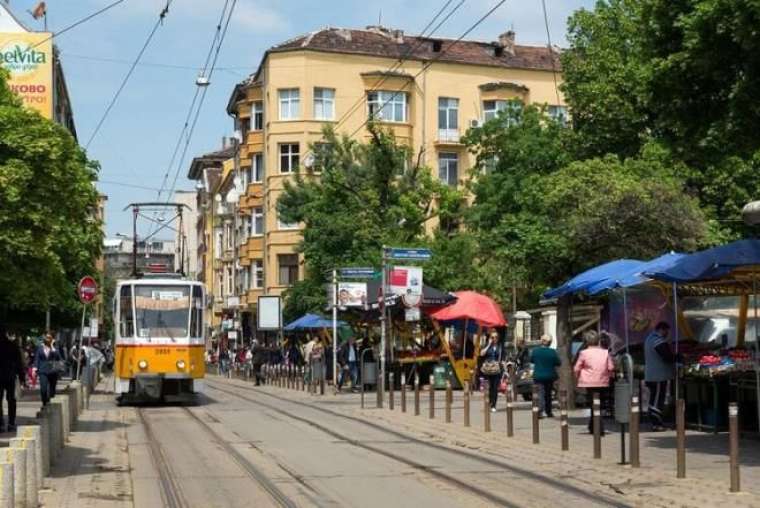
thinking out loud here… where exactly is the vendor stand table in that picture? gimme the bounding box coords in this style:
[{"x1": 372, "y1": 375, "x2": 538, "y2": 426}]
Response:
[{"x1": 683, "y1": 368, "x2": 759, "y2": 434}]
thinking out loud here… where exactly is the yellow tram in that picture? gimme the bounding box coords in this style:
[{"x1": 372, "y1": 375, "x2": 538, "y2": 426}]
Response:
[{"x1": 113, "y1": 275, "x2": 206, "y2": 403}]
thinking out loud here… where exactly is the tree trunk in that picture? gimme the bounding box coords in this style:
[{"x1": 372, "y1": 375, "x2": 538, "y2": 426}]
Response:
[{"x1": 556, "y1": 294, "x2": 576, "y2": 409}]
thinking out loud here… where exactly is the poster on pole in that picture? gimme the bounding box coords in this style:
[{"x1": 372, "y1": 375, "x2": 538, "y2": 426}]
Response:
[
  {"x1": 389, "y1": 266, "x2": 423, "y2": 296},
  {"x1": 257, "y1": 296, "x2": 282, "y2": 330},
  {"x1": 337, "y1": 282, "x2": 367, "y2": 307}
]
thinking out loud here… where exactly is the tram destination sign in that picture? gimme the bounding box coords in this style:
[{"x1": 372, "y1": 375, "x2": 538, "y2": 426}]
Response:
[{"x1": 388, "y1": 248, "x2": 432, "y2": 261}]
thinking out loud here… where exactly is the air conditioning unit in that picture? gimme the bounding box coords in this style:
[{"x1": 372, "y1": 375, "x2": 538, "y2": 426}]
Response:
[{"x1": 469, "y1": 119, "x2": 482, "y2": 128}]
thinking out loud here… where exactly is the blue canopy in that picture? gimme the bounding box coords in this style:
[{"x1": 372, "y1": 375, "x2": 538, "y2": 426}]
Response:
[
  {"x1": 586, "y1": 252, "x2": 684, "y2": 295},
  {"x1": 284, "y1": 313, "x2": 346, "y2": 331},
  {"x1": 646, "y1": 239, "x2": 760, "y2": 283},
  {"x1": 544, "y1": 259, "x2": 644, "y2": 299}
]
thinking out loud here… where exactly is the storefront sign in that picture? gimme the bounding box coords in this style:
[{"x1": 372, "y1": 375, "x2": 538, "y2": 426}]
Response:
[
  {"x1": 390, "y1": 266, "x2": 423, "y2": 296},
  {"x1": 0, "y1": 32, "x2": 53, "y2": 118}
]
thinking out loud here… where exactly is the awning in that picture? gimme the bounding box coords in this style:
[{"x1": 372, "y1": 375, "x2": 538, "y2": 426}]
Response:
[
  {"x1": 284, "y1": 313, "x2": 346, "y2": 331},
  {"x1": 645, "y1": 239, "x2": 760, "y2": 283},
  {"x1": 364, "y1": 280, "x2": 457, "y2": 308},
  {"x1": 543, "y1": 259, "x2": 643, "y2": 299},
  {"x1": 430, "y1": 291, "x2": 506, "y2": 327},
  {"x1": 586, "y1": 252, "x2": 684, "y2": 295}
]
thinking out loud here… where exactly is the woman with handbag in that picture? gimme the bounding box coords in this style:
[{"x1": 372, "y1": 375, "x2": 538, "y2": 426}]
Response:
[
  {"x1": 34, "y1": 333, "x2": 64, "y2": 407},
  {"x1": 479, "y1": 331, "x2": 503, "y2": 412}
]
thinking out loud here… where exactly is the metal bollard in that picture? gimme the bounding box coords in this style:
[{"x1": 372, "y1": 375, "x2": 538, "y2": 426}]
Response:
[
  {"x1": 593, "y1": 393, "x2": 602, "y2": 459},
  {"x1": 17, "y1": 426, "x2": 43, "y2": 489},
  {"x1": 401, "y1": 373, "x2": 407, "y2": 413},
  {"x1": 300, "y1": 366, "x2": 305, "y2": 391},
  {"x1": 376, "y1": 371, "x2": 382, "y2": 408},
  {"x1": 389, "y1": 375, "x2": 395, "y2": 410},
  {"x1": 630, "y1": 395, "x2": 640, "y2": 468},
  {"x1": 469, "y1": 370, "x2": 475, "y2": 394},
  {"x1": 0, "y1": 462, "x2": 13, "y2": 508},
  {"x1": 676, "y1": 399, "x2": 686, "y2": 478},
  {"x1": 414, "y1": 375, "x2": 420, "y2": 416},
  {"x1": 463, "y1": 381, "x2": 470, "y2": 427},
  {"x1": 428, "y1": 375, "x2": 435, "y2": 419},
  {"x1": 83, "y1": 384, "x2": 90, "y2": 410},
  {"x1": 505, "y1": 383, "x2": 514, "y2": 437},
  {"x1": 560, "y1": 390, "x2": 569, "y2": 451},
  {"x1": 484, "y1": 385, "x2": 491, "y2": 433},
  {"x1": 532, "y1": 384, "x2": 540, "y2": 444},
  {"x1": 729, "y1": 402, "x2": 740, "y2": 492},
  {"x1": 5, "y1": 447, "x2": 25, "y2": 508},
  {"x1": 319, "y1": 375, "x2": 325, "y2": 396},
  {"x1": 10, "y1": 438, "x2": 37, "y2": 508},
  {"x1": 445, "y1": 380, "x2": 452, "y2": 423}
]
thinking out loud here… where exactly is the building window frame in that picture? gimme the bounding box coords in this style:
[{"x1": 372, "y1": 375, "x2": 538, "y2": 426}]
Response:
[
  {"x1": 438, "y1": 97, "x2": 459, "y2": 141},
  {"x1": 438, "y1": 152, "x2": 459, "y2": 187},
  {"x1": 251, "y1": 207, "x2": 264, "y2": 236},
  {"x1": 253, "y1": 153, "x2": 264, "y2": 182},
  {"x1": 279, "y1": 143, "x2": 300, "y2": 174},
  {"x1": 483, "y1": 99, "x2": 522, "y2": 124},
  {"x1": 278, "y1": 88, "x2": 300, "y2": 120},
  {"x1": 313, "y1": 87, "x2": 335, "y2": 120},
  {"x1": 367, "y1": 90, "x2": 407, "y2": 123},
  {"x1": 252, "y1": 101, "x2": 264, "y2": 130},
  {"x1": 251, "y1": 260, "x2": 264, "y2": 289},
  {"x1": 278, "y1": 254, "x2": 299, "y2": 286}
]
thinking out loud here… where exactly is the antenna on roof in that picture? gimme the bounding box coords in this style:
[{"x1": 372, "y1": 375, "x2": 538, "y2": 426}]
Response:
[{"x1": 378, "y1": 9, "x2": 382, "y2": 26}]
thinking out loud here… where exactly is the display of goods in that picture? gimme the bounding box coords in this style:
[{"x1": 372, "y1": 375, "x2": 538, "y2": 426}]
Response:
[
  {"x1": 698, "y1": 354, "x2": 722, "y2": 366},
  {"x1": 729, "y1": 349, "x2": 751, "y2": 361}
]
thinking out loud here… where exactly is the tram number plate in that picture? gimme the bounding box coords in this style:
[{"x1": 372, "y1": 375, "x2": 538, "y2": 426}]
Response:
[{"x1": 156, "y1": 348, "x2": 171, "y2": 355}]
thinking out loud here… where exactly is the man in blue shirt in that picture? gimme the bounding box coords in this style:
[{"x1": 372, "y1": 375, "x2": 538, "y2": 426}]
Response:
[{"x1": 644, "y1": 321, "x2": 676, "y2": 431}]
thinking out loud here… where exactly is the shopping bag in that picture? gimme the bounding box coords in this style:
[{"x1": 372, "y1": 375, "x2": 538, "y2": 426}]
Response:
[{"x1": 498, "y1": 375, "x2": 508, "y2": 394}]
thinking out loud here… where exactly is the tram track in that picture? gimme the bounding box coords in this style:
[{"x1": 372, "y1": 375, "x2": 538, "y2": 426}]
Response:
[
  {"x1": 207, "y1": 379, "x2": 629, "y2": 508},
  {"x1": 137, "y1": 408, "x2": 188, "y2": 508}
]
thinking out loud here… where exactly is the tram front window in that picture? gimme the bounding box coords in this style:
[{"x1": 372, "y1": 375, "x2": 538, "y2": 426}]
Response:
[{"x1": 134, "y1": 285, "x2": 191, "y2": 339}]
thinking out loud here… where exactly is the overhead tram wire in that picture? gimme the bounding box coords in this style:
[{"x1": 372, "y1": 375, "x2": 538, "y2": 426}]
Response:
[
  {"x1": 540, "y1": 0, "x2": 562, "y2": 107},
  {"x1": 30, "y1": 0, "x2": 127, "y2": 49},
  {"x1": 347, "y1": 0, "x2": 509, "y2": 140},
  {"x1": 85, "y1": 1, "x2": 174, "y2": 150}
]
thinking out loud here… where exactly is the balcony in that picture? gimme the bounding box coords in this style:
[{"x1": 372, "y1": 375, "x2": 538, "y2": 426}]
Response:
[{"x1": 435, "y1": 129, "x2": 462, "y2": 146}]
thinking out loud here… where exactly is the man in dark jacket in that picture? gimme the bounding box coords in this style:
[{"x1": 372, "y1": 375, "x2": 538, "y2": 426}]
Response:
[
  {"x1": 530, "y1": 334, "x2": 561, "y2": 418},
  {"x1": 0, "y1": 324, "x2": 26, "y2": 432},
  {"x1": 337, "y1": 337, "x2": 359, "y2": 392}
]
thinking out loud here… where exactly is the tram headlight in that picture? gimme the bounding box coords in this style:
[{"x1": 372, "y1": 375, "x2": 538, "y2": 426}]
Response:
[
  {"x1": 176, "y1": 360, "x2": 186, "y2": 370},
  {"x1": 138, "y1": 360, "x2": 148, "y2": 370}
]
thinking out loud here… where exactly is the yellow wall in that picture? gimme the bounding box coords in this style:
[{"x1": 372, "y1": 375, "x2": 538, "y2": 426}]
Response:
[{"x1": 231, "y1": 46, "x2": 564, "y2": 304}]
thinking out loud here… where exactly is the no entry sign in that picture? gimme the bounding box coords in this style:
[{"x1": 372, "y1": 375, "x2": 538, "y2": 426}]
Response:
[{"x1": 77, "y1": 276, "x2": 98, "y2": 304}]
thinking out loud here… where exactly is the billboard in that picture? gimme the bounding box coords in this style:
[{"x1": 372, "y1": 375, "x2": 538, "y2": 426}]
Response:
[
  {"x1": 337, "y1": 282, "x2": 367, "y2": 307},
  {"x1": 257, "y1": 296, "x2": 282, "y2": 330},
  {"x1": 0, "y1": 32, "x2": 53, "y2": 118},
  {"x1": 389, "y1": 266, "x2": 423, "y2": 296}
]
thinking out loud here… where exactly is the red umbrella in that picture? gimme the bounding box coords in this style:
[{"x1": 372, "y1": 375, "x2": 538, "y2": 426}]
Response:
[{"x1": 430, "y1": 291, "x2": 507, "y2": 327}]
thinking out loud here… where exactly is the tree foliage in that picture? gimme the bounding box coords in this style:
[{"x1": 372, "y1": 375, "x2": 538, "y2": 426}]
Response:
[{"x1": 0, "y1": 69, "x2": 102, "y2": 324}]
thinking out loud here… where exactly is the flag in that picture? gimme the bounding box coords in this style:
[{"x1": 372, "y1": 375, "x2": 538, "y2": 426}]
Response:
[{"x1": 31, "y1": 2, "x2": 47, "y2": 20}]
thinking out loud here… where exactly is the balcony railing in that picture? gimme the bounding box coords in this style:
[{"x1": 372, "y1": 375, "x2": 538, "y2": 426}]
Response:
[{"x1": 436, "y1": 129, "x2": 461, "y2": 143}]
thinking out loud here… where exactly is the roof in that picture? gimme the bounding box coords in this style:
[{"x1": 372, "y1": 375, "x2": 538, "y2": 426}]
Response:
[
  {"x1": 187, "y1": 146, "x2": 236, "y2": 180},
  {"x1": 268, "y1": 26, "x2": 561, "y2": 73}
]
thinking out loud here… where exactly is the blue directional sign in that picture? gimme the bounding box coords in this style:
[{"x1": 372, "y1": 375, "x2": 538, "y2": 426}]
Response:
[
  {"x1": 388, "y1": 248, "x2": 432, "y2": 260},
  {"x1": 339, "y1": 267, "x2": 376, "y2": 278}
]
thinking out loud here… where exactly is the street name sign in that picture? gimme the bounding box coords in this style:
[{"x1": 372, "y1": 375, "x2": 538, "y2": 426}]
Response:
[
  {"x1": 339, "y1": 267, "x2": 376, "y2": 278},
  {"x1": 388, "y1": 248, "x2": 432, "y2": 260}
]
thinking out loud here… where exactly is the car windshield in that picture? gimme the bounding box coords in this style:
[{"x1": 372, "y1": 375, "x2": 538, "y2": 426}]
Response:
[{"x1": 134, "y1": 285, "x2": 190, "y2": 339}]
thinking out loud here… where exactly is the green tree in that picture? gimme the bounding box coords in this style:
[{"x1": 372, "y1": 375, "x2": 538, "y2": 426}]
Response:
[
  {"x1": 0, "y1": 69, "x2": 102, "y2": 327},
  {"x1": 278, "y1": 125, "x2": 465, "y2": 320}
]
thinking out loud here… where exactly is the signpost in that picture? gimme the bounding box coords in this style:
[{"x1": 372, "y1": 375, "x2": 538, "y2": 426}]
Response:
[
  {"x1": 76, "y1": 276, "x2": 98, "y2": 381},
  {"x1": 389, "y1": 248, "x2": 432, "y2": 261},
  {"x1": 339, "y1": 267, "x2": 376, "y2": 279}
]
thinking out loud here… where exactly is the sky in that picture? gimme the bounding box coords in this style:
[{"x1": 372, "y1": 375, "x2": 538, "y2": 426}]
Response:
[{"x1": 7, "y1": 0, "x2": 594, "y2": 237}]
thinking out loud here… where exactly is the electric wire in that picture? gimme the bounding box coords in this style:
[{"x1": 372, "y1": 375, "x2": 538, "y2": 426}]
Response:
[{"x1": 540, "y1": 0, "x2": 562, "y2": 107}]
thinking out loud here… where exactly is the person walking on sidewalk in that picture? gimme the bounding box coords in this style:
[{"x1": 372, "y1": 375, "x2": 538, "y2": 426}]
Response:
[
  {"x1": 34, "y1": 332, "x2": 64, "y2": 407},
  {"x1": 574, "y1": 330, "x2": 614, "y2": 434},
  {"x1": 530, "y1": 334, "x2": 560, "y2": 418},
  {"x1": 0, "y1": 325, "x2": 26, "y2": 433},
  {"x1": 479, "y1": 331, "x2": 503, "y2": 412},
  {"x1": 337, "y1": 337, "x2": 359, "y2": 392},
  {"x1": 644, "y1": 321, "x2": 676, "y2": 431}
]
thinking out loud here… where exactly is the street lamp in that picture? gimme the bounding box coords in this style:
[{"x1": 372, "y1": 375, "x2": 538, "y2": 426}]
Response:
[{"x1": 742, "y1": 201, "x2": 760, "y2": 226}]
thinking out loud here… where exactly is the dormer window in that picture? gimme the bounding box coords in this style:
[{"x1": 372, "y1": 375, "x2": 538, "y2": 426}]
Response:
[{"x1": 432, "y1": 40, "x2": 442, "y2": 52}]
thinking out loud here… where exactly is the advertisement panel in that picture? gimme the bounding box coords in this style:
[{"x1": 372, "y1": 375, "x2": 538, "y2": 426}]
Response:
[
  {"x1": 337, "y1": 282, "x2": 367, "y2": 307},
  {"x1": 257, "y1": 296, "x2": 282, "y2": 330},
  {"x1": 0, "y1": 32, "x2": 53, "y2": 118},
  {"x1": 389, "y1": 266, "x2": 423, "y2": 296}
]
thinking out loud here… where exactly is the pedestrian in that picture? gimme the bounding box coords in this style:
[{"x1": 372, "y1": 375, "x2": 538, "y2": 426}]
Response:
[
  {"x1": 573, "y1": 330, "x2": 614, "y2": 434},
  {"x1": 34, "y1": 332, "x2": 64, "y2": 407},
  {"x1": 644, "y1": 321, "x2": 676, "y2": 431},
  {"x1": 479, "y1": 330, "x2": 503, "y2": 412},
  {"x1": 0, "y1": 324, "x2": 26, "y2": 433},
  {"x1": 219, "y1": 347, "x2": 230, "y2": 375},
  {"x1": 530, "y1": 334, "x2": 560, "y2": 418},
  {"x1": 337, "y1": 337, "x2": 359, "y2": 392}
]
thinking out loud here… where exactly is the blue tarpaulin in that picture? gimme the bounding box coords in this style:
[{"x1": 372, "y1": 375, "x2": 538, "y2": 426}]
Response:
[
  {"x1": 284, "y1": 313, "x2": 346, "y2": 331},
  {"x1": 586, "y1": 252, "x2": 684, "y2": 295},
  {"x1": 645, "y1": 239, "x2": 760, "y2": 283},
  {"x1": 543, "y1": 259, "x2": 643, "y2": 299}
]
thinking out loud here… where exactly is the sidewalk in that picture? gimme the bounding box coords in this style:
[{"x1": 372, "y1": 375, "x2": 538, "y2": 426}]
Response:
[{"x1": 241, "y1": 378, "x2": 760, "y2": 507}]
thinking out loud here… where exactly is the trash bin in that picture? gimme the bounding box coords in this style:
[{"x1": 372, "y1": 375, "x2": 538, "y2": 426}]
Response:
[
  {"x1": 615, "y1": 380, "x2": 631, "y2": 424},
  {"x1": 433, "y1": 362, "x2": 455, "y2": 389},
  {"x1": 362, "y1": 362, "x2": 377, "y2": 386}
]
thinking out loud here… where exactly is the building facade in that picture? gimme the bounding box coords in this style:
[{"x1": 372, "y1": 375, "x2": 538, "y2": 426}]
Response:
[
  {"x1": 192, "y1": 26, "x2": 564, "y2": 341},
  {"x1": 172, "y1": 190, "x2": 199, "y2": 279},
  {"x1": 103, "y1": 238, "x2": 176, "y2": 281}
]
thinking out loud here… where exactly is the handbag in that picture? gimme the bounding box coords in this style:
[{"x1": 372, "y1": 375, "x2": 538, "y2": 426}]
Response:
[
  {"x1": 498, "y1": 374, "x2": 508, "y2": 393},
  {"x1": 481, "y1": 360, "x2": 501, "y2": 376},
  {"x1": 51, "y1": 360, "x2": 67, "y2": 376}
]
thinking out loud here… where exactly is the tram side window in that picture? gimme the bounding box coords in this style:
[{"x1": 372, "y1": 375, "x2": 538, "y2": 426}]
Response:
[
  {"x1": 120, "y1": 285, "x2": 134, "y2": 338},
  {"x1": 190, "y1": 285, "x2": 203, "y2": 338}
]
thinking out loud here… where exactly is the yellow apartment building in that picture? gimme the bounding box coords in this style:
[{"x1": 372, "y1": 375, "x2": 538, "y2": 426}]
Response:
[{"x1": 218, "y1": 25, "x2": 564, "y2": 338}]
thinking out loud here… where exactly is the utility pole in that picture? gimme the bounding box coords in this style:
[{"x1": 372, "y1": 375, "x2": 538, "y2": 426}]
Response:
[
  {"x1": 332, "y1": 269, "x2": 338, "y2": 393},
  {"x1": 379, "y1": 246, "x2": 388, "y2": 407}
]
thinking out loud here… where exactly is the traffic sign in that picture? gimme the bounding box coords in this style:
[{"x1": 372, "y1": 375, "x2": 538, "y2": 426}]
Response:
[
  {"x1": 339, "y1": 267, "x2": 376, "y2": 279},
  {"x1": 388, "y1": 248, "x2": 432, "y2": 260},
  {"x1": 77, "y1": 276, "x2": 98, "y2": 304}
]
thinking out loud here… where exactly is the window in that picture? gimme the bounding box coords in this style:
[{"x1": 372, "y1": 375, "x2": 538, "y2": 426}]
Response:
[
  {"x1": 279, "y1": 143, "x2": 300, "y2": 173},
  {"x1": 278, "y1": 254, "x2": 299, "y2": 286},
  {"x1": 224, "y1": 223, "x2": 233, "y2": 250},
  {"x1": 240, "y1": 215, "x2": 250, "y2": 241},
  {"x1": 134, "y1": 285, "x2": 191, "y2": 338},
  {"x1": 237, "y1": 117, "x2": 250, "y2": 138},
  {"x1": 438, "y1": 152, "x2": 459, "y2": 186},
  {"x1": 190, "y1": 285, "x2": 203, "y2": 338},
  {"x1": 314, "y1": 87, "x2": 335, "y2": 120},
  {"x1": 367, "y1": 90, "x2": 407, "y2": 123},
  {"x1": 278, "y1": 206, "x2": 298, "y2": 230},
  {"x1": 119, "y1": 285, "x2": 134, "y2": 338},
  {"x1": 253, "y1": 153, "x2": 264, "y2": 182},
  {"x1": 214, "y1": 230, "x2": 222, "y2": 258},
  {"x1": 548, "y1": 105, "x2": 568, "y2": 125},
  {"x1": 438, "y1": 97, "x2": 459, "y2": 141},
  {"x1": 278, "y1": 89, "x2": 300, "y2": 120},
  {"x1": 482, "y1": 154, "x2": 498, "y2": 174},
  {"x1": 242, "y1": 166, "x2": 252, "y2": 188},
  {"x1": 252, "y1": 101, "x2": 264, "y2": 130},
  {"x1": 251, "y1": 260, "x2": 264, "y2": 289},
  {"x1": 226, "y1": 266, "x2": 233, "y2": 294},
  {"x1": 251, "y1": 207, "x2": 264, "y2": 236},
  {"x1": 483, "y1": 99, "x2": 522, "y2": 124}
]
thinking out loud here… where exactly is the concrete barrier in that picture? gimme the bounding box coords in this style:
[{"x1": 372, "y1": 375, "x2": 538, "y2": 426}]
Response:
[
  {"x1": 0, "y1": 461, "x2": 13, "y2": 508},
  {"x1": 4, "y1": 447, "x2": 26, "y2": 508},
  {"x1": 57, "y1": 394, "x2": 71, "y2": 441},
  {"x1": 16, "y1": 426, "x2": 42, "y2": 489},
  {"x1": 67, "y1": 383, "x2": 80, "y2": 422},
  {"x1": 10, "y1": 438, "x2": 37, "y2": 508},
  {"x1": 48, "y1": 402, "x2": 63, "y2": 460},
  {"x1": 82, "y1": 385, "x2": 90, "y2": 410}
]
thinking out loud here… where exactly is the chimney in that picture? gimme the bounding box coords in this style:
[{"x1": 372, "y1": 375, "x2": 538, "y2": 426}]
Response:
[
  {"x1": 497, "y1": 30, "x2": 515, "y2": 56},
  {"x1": 392, "y1": 29, "x2": 404, "y2": 44}
]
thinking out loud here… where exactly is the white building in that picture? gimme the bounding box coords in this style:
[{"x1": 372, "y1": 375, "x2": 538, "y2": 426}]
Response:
[{"x1": 173, "y1": 190, "x2": 199, "y2": 278}]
